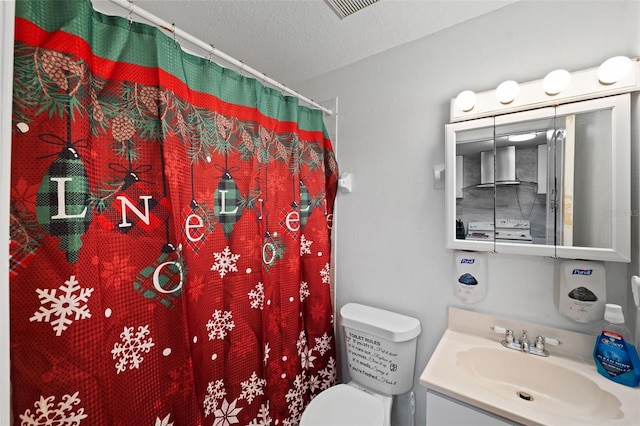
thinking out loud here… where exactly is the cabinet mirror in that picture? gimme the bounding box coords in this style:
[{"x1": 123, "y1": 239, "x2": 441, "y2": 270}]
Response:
[{"x1": 445, "y1": 94, "x2": 630, "y2": 262}]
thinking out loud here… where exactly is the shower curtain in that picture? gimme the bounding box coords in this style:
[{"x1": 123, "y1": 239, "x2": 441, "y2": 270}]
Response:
[{"x1": 9, "y1": 1, "x2": 338, "y2": 425}]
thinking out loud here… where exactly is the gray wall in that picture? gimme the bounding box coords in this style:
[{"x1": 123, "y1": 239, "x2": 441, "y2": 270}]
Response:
[{"x1": 298, "y1": 1, "x2": 640, "y2": 425}]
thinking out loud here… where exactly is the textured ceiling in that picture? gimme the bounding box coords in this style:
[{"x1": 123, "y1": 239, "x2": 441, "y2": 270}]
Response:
[{"x1": 93, "y1": 0, "x2": 517, "y2": 88}]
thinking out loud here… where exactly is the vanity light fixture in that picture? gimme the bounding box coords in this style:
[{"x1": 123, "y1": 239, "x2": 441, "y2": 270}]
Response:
[
  {"x1": 496, "y1": 80, "x2": 520, "y2": 104},
  {"x1": 597, "y1": 56, "x2": 632, "y2": 85},
  {"x1": 455, "y1": 90, "x2": 477, "y2": 112},
  {"x1": 449, "y1": 57, "x2": 639, "y2": 122},
  {"x1": 543, "y1": 69, "x2": 571, "y2": 95},
  {"x1": 507, "y1": 132, "x2": 537, "y2": 142}
]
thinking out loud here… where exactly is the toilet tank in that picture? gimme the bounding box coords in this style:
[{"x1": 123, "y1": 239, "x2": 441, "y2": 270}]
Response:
[{"x1": 340, "y1": 303, "x2": 421, "y2": 395}]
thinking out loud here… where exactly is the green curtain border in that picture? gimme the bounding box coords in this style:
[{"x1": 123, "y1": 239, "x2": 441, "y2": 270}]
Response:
[{"x1": 16, "y1": 0, "x2": 329, "y2": 137}]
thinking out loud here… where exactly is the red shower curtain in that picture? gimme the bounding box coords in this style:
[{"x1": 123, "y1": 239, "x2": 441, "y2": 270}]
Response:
[{"x1": 9, "y1": 1, "x2": 338, "y2": 424}]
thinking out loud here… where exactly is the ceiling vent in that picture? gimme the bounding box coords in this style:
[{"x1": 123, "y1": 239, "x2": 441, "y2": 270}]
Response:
[{"x1": 325, "y1": 0, "x2": 380, "y2": 19}]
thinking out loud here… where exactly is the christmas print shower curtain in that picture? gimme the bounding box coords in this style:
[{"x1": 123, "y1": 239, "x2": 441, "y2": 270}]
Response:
[{"x1": 9, "y1": 1, "x2": 338, "y2": 424}]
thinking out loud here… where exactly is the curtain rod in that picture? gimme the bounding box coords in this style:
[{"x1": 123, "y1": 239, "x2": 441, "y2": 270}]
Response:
[{"x1": 107, "y1": 0, "x2": 333, "y2": 115}]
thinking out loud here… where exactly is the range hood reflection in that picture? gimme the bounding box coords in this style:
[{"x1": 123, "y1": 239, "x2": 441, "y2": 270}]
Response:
[{"x1": 478, "y1": 146, "x2": 519, "y2": 187}]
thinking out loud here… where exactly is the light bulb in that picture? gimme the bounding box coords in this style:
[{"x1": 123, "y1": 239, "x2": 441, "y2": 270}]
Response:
[
  {"x1": 455, "y1": 90, "x2": 476, "y2": 112},
  {"x1": 496, "y1": 80, "x2": 519, "y2": 104},
  {"x1": 543, "y1": 69, "x2": 571, "y2": 95},
  {"x1": 598, "y1": 56, "x2": 632, "y2": 85}
]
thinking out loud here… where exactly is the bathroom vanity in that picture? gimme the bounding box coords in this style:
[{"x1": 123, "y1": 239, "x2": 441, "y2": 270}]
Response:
[{"x1": 421, "y1": 308, "x2": 640, "y2": 425}]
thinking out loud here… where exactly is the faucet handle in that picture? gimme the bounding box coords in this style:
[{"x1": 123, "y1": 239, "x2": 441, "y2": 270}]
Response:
[
  {"x1": 536, "y1": 336, "x2": 562, "y2": 347},
  {"x1": 505, "y1": 329, "x2": 514, "y2": 343},
  {"x1": 491, "y1": 326, "x2": 514, "y2": 342},
  {"x1": 534, "y1": 335, "x2": 562, "y2": 354},
  {"x1": 491, "y1": 325, "x2": 507, "y2": 334},
  {"x1": 543, "y1": 337, "x2": 562, "y2": 346}
]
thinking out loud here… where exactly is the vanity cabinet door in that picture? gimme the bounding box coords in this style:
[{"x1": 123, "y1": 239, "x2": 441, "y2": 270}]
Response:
[{"x1": 426, "y1": 391, "x2": 519, "y2": 426}]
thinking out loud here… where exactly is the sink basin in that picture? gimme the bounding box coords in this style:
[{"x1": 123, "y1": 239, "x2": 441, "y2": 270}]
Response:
[{"x1": 457, "y1": 347, "x2": 623, "y2": 423}]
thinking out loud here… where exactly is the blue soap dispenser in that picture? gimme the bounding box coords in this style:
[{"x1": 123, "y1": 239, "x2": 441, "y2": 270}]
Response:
[{"x1": 592, "y1": 304, "x2": 640, "y2": 387}]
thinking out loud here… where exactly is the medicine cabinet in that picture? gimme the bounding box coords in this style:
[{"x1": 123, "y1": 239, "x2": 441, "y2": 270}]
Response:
[{"x1": 445, "y1": 93, "x2": 631, "y2": 262}]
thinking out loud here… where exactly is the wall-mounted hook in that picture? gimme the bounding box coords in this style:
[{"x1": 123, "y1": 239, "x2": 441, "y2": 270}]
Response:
[
  {"x1": 433, "y1": 164, "x2": 445, "y2": 189},
  {"x1": 338, "y1": 173, "x2": 353, "y2": 193}
]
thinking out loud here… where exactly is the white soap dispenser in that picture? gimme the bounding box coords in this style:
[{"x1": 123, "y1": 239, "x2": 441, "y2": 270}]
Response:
[
  {"x1": 453, "y1": 251, "x2": 487, "y2": 303},
  {"x1": 555, "y1": 259, "x2": 606, "y2": 323}
]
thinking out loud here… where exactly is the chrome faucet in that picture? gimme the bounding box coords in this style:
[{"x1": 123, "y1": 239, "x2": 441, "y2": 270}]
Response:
[
  {"x1": 491, "y1": 326, "x2": 562, "y2": 357},
  {"x1": 519, "y1": 330, "x2": 530, "y2": 353}
]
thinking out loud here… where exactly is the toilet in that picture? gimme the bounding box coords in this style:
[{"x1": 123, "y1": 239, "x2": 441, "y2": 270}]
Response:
[{"x1": 300, "y1": 303, "x2": 421, "y2": 426}]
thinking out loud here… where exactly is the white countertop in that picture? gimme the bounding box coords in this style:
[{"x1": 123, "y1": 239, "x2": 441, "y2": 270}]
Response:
[{"x1": 420, "y1": 307, "x2": 640, "y2": 426}]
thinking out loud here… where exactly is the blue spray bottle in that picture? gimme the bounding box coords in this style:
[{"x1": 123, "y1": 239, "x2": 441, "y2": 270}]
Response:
[{"x1": 593, "y1": 304, "x2": 640, "y2": 387}]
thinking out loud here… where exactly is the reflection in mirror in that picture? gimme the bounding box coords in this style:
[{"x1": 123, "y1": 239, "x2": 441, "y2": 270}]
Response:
[
  {"x1": 556, "y1": 109, "x2": 612, "y2": 249},
  {"x1": 494, "y1": 117, "x2": 555, "y2": 246},
  {"x1": 454, "y1": 123, "x2": 495, "y2": 242}
]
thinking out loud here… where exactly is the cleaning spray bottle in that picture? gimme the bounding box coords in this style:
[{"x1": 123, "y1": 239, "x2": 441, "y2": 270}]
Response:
[{"x1": 592, "y1": 303, "x2": 640, "y2": 387}]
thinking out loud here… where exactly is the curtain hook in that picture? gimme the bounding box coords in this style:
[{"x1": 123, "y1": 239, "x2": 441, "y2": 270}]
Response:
[
  {"x1": 172, "y1": 23, "x2": 178, "y2": 46},
  {"x1": 208, "y1": 44, "x2": 215, "y2": 63},
  {"x1": 238, "y1": 61, "x2": 246, "y2": 77},
  {"x1": 127, "y1": 0, "x2": 134, "y2": 26},
  {"x1": 278, "y1": 83, "x2": 288, "y2": 97}
]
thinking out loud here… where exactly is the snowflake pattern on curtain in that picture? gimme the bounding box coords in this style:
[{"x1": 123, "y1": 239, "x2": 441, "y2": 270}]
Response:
[{"x1": 10, "y1": 1, "x2": 339, "y2": 425}]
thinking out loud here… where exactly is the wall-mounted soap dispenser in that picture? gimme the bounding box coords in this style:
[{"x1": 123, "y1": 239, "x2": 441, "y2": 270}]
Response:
[
  {"x1": 555, "y1": 259, "x2": 606, "y2": 323},
  {"x1": 454, "y1": 251, "x2": 487, "y2": 303}
]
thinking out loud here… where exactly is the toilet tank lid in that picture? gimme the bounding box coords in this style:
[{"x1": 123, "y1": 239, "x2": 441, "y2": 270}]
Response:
[{"x1": 339, "y1": 303, "x2": 421, "y2": 342}]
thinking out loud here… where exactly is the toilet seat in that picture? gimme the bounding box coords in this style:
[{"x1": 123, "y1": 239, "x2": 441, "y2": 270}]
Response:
[{"x1": 300, "y1": 384, "x2": 385, "y2": 426}]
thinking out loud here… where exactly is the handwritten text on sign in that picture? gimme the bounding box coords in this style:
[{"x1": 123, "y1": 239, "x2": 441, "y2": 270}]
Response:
[{"x1": 346, "y1": 332, "x2": 398, "y2": 386}]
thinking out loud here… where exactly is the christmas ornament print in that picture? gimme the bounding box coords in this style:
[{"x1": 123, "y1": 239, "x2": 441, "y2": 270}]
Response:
[
  {"x1": 214, "y1": 171, "x2": 243, "y2": 238},
  {"x1": 35, "y1": 138, "x2": 92, "y2": 264}
]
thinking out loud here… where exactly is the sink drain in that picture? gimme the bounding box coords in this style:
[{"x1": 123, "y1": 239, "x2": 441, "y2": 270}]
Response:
[{"x1": 517, "y1": 391, "x2": 533, "y2": 401}]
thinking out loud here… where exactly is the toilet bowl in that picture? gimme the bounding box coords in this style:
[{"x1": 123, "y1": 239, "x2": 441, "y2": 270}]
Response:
[
  {"x1": 299, "y1": 303, "x2": 421, "y2": 426},
  {"x1": 300, "y1": 382, "x2": 391, "y2": 426}
]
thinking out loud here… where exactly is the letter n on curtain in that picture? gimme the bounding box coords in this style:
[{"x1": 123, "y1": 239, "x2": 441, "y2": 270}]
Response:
[{"x1": 9, "y1": 1, "x2": 339, "y2": 424}]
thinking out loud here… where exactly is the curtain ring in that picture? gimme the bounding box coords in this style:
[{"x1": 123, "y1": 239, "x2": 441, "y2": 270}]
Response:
[{"x1": 239, "y1": 61, "x2": 246, "y2": 77}]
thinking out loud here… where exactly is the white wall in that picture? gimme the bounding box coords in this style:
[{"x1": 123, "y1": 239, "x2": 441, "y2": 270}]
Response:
[
  {"x1": 1, "y1": 2, "x2": 15, "y2": 424},
  {"x1": 298, "y1": 1, "x2": 640, "y2": 425}
]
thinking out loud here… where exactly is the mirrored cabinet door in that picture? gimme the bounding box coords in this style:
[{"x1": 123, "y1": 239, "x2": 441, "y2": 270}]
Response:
[
  {"x1": 445, "y1": 117, "x2": 495, "y2": 251},
  {"x1": 493, "y1": 108, "x2": 556, "y2": 257},
  {"x1": 552, "y1": 95, "x2": 630, "y2": 261}
]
